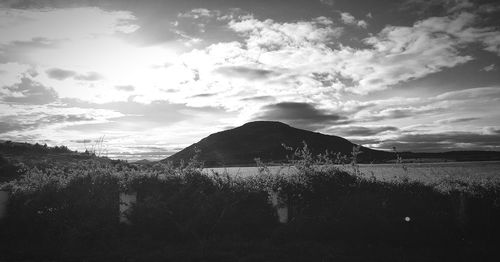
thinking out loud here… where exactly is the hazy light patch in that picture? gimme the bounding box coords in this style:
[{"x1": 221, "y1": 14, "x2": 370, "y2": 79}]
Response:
[{"x1": 30, "y1": 37, "x2": 181, "y2": 103}]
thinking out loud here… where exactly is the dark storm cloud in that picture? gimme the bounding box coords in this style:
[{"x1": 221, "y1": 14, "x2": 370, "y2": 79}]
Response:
[
  {"x1": 328, "y1": 125, "x2": 399, "y2": 136},
  {"x1": 115, "y1": 85, "x2": 135, "y2": 92},
  {"x1": 214, "y1": 66, "x2": 278, "y2": 80},
  {"x1": 255, "y1": 102, "x2": 348, "y2": 130},
  {"x1": 1, "y1": 77, "x2": 57, "y2": 104},
  {"x1": 46, "y1": 68, "x2": 77, "y2": 80}
]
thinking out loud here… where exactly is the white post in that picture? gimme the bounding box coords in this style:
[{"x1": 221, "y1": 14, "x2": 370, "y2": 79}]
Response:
[
  {"x1": 457, "y1": 192, "x2": 467, "y2": 230},
  {"x1": 0, "y1": 190, "x2": 8, "y2": 220},
  {"x1": 269, "y1": 191, "x2": 288, "y2": 224},
  {"x1": 119, "y1": 192, "x2": 137, "y2": 225}
]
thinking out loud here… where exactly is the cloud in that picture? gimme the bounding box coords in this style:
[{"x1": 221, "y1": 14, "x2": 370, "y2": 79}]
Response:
[
  {"x1": 0, "y1": 77, "x2": 57, "y2": 104},
  {"x1": 482, "y1": 64, "x2": 496, "y2": 72},
  {"x1": 327, "y1": 125, "x2": 399, "y2": 136},
  {"x1": 190, "y1": 93, "x2": 217, "y2": 98},
  {"x1": 349, "y1": 86, "x2": 500, "y2": 126},
  {"x1": 320, "y1": 0, "x2": 335, "y2": 6},
  {"x1": 354, "y1": 103, "x2": 444, "y2": 122},
  {"x1": 435, "y1": 87, "x2": 500, "y2": 100},
  {"x1": 401, "y1": 0, "x2": 475, "y2": 14},
  {"x1": 229, "y1": 16, "x2": 342, "y2": 51},
  {"x1": 158, "y1": 12, "x2": 500, "y2": 116},
  {"x1": 46, "y1": 68, "x2": 103, "y2": 81},
  {"x1": 482, "y1": 34, "x2": 500, "y2": 55},
  {"x1": 0, "y1": 112, "x2": 95, "y2": 134},
  {"x1": 59, "y1": 98, "x2": 236, "y2": 132},
  {"x1": 214, "y1": 66, "x2": 279, "y2": 80},
  {"x1": 115, "y1": 85, "x2": 135, "y2": 92},
  {"x1": 178, "y1": 8, "x2": 221, "y2": 19},
  {"x1": 377, "y1": 131, "x2": 500, "y2": 152},
  {"x1": 340, "y1": 12, "x2": 368, "y2": 28},
  {"x1": 174, "y1": 8, "x2": 249, "y2": 39},
  {"x1": 46, "y1": 68, "x2": 76, "y2": 80},
  {"x1": 74, "y1": 72, "x2": 103, "y2": 81},
  {"x1": 0, "y1": 37, "x2": 58, "y2": 63},
  {"x1": 108, "y1": 146, "x2": 178, "y2": 161},
  {"x1": 240, "y1": 96, "x2": 275, "y2": 102},
  {"x1": 436, "y1": 117, "x2": 480, "y2": 124},
  {"x1": 0, "y1": 7, "x2": 139, "y2": 45},
  {"x1": 254, "y1": 102, "x2": 348, "y2": 130},
  {"x1": 70, "y1": 139, "x2": 93, "y2": 144},
  {"x1": 334, "y1": 11, "x2": 500, "y2": 93}
]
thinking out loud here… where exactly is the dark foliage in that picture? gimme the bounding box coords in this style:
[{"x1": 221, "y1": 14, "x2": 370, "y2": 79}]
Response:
[{"x1": 0, "y1": 142, "x2": 499, "y2": 261}]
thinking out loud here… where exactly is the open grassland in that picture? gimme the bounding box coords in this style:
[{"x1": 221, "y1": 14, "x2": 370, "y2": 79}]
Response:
[{"x1": 1, "y1": 145, "x2": 499, "y2": 261}]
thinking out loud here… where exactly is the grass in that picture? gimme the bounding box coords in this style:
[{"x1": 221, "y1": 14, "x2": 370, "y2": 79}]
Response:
[{"x1": 0, "y1": 143, "x2": 499, "y2": 261}]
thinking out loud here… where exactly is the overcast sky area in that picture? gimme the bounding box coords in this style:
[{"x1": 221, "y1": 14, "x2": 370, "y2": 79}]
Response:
[{"x1": 1, "y1": 0, "x2": 500, "y2": 160}]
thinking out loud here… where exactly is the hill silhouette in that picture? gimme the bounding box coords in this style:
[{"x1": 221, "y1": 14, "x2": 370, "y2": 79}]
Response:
[{"x1": 165, "y1": 121, "x2": 394, "y2": 167}]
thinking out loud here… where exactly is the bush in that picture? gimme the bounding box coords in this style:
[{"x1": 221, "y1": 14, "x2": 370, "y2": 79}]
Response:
[{"x1": 0, "y1": 144, "x2": 499, "y2": 261}]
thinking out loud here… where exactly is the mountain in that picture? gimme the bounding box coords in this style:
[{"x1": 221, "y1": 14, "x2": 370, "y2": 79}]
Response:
[{"x1": 165, "y1": 121, "x2": 394, "y2": 167}]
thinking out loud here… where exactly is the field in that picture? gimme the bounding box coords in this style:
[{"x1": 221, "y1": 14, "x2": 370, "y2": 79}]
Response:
[
  {"x1": 0, "y1": 144, "x2": 499, "y2": 261},
  {"x1": 206, "y1": 161, "x2": 500, "y2": 191}
]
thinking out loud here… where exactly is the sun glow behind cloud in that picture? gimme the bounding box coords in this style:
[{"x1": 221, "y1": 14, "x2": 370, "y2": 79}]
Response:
[{"x1": 1, "y1": 0, "x2": 500, "y2": 160}]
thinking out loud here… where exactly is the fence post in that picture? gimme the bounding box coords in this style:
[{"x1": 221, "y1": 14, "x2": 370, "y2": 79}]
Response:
[
  {"x1": 119, "y1": 191, "x2": 137, "y2": 225},
  {"x1": 452, "y1": 191, "x2": 468, "y2": 233},
  {"x1": 0, "y1": 190, "x2": 8, "y2": 220},
  {"x1": 269, "y1": 190, "x2": 288, "y2": 224}
]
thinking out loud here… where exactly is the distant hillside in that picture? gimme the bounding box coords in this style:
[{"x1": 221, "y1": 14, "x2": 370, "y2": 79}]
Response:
[
  {"x1": 399, "y1": 151, "x2": 500, "y2": 162},
  {"x1": 0, "y1": 141, "x2": 122, "y2": 182},
  {"x1": 165, "y1": 121, "x2": 394, "y2": 167}
]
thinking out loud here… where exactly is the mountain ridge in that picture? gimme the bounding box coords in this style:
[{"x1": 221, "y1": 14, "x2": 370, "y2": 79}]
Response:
[
  {"x1": 165, "y1": 121, "x2": 500, "y2": 167},
  {"x1": 165, "y1": 121, "x2": 394, "y2": 167}
]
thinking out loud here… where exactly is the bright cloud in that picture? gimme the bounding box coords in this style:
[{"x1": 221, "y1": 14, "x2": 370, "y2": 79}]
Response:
[{"x1": 340, "y1": 12, "x2": 368, "y2": 28}]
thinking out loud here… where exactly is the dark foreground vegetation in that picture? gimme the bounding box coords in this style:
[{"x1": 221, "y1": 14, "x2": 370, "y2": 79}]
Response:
[{"x1": 0, "y1": 142, "x2": 499, "y2": 261}]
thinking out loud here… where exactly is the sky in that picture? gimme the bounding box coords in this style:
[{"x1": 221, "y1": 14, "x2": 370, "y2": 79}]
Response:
[{"x1": 1, "y1": 0, "x2": 500, "y2": 160}]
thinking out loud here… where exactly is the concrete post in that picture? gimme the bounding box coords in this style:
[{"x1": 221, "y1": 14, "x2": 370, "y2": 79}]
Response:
[
  {"x1": 269, "y1": 190, "x2": 288, "y2": 224},
  {"x1": 119, "y1": 192, "x2": 137, "y2": 224},
  {"x1": 0, "y1": 190, "x2": 8, "y2": 220}
]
